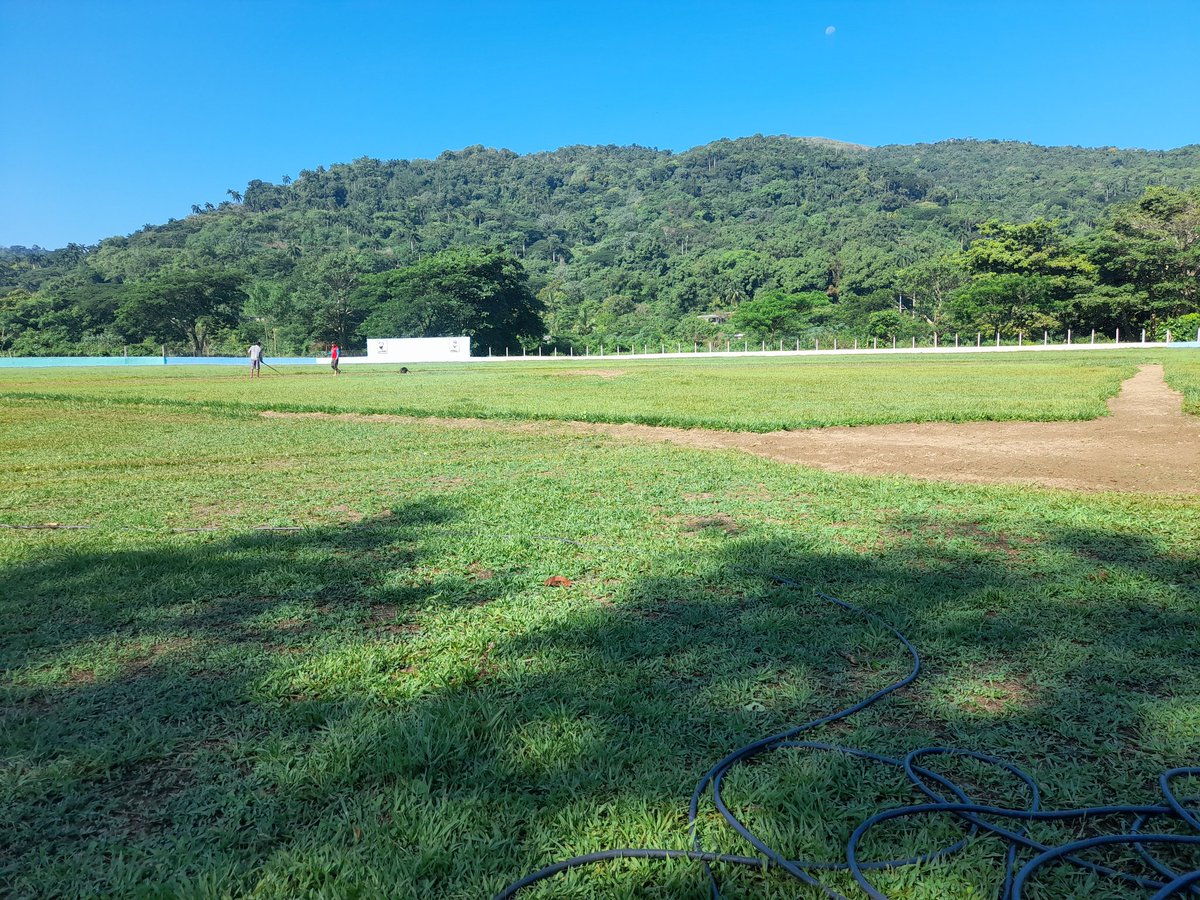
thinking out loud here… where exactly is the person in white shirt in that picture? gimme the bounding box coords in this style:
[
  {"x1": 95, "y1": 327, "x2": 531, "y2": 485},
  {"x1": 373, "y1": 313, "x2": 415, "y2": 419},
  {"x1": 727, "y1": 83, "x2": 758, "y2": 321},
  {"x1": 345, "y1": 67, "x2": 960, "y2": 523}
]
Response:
[{"x1": 248, "y1": 340, "x2": 263, "y2": 378}]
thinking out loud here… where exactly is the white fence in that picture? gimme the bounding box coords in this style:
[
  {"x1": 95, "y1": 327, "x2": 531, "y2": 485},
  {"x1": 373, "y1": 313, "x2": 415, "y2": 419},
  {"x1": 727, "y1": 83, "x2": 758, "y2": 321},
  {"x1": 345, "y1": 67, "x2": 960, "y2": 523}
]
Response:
[{"x1": 1, "y1": 330, "x2": 1196, "y2": 369}]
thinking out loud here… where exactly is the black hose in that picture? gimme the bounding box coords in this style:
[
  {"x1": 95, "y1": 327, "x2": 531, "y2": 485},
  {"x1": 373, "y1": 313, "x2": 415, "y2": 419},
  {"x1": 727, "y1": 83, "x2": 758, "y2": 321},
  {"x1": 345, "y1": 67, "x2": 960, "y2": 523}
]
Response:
[{"x1": 495, "y1": 575, "x2": 1200, "y2": 898}]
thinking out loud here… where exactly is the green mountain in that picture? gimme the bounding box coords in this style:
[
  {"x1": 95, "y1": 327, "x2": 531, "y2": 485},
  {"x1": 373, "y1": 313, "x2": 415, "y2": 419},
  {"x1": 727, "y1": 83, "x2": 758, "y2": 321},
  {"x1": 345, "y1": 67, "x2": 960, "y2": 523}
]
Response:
[{"x1": 3, "y1": 136, "x2": 1199, "y2": 355}]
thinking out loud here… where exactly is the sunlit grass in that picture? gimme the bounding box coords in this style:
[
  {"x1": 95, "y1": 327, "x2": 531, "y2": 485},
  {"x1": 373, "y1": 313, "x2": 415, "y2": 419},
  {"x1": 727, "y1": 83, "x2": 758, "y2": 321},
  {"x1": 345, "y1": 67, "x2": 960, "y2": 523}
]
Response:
[
  {"x1": 1164, "y1": 353, "x2": 1200, "y2": 415},
  {"x1": 1, "y1": 367, "x2": 1198, "y2": 897}
]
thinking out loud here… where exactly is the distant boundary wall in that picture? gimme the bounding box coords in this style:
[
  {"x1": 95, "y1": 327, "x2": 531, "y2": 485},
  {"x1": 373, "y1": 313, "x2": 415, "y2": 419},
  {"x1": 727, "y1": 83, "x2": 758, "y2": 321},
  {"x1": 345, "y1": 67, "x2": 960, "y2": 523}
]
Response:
[
  {"x1": 0, "y1": 356, "x2": 327, "y2": 368},
  {"x1": 0, "y1": 341, "x2": 1196, "y2": 369}
]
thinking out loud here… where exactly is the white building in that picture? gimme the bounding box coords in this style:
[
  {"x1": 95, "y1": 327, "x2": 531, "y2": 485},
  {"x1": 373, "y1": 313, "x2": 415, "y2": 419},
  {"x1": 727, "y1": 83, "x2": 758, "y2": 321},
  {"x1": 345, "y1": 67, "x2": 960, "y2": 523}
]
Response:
[{"x1": 365, "y1": 336, "x2": 471, "y2": 362}]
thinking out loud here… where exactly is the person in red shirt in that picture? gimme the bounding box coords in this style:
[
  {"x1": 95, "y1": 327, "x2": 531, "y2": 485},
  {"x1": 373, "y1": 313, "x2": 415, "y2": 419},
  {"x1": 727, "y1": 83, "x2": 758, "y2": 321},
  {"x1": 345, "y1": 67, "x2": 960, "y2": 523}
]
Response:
[{"x1": 330, "y1": 343, "x2": 341, "y2": 375}]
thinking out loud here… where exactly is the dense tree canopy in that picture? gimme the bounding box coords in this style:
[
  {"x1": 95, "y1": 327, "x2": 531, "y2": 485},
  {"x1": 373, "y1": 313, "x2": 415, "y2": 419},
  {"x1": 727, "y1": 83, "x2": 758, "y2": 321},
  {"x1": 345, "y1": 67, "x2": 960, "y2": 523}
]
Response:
[
  {"x1": 116, "y1": 268, "x2": 247, "y2": 354},
  {"x1": 2, "y1": 136, "x2": 1198, "y2": 354},
  {"x1": 357, "y1": 249, "x2": 543, "y2": 352}
]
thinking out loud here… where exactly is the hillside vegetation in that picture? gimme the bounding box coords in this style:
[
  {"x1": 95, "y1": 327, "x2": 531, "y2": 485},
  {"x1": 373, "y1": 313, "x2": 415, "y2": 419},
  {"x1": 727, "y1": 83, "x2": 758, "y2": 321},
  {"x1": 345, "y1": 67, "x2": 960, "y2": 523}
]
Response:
[{"x1": 3, "y1": 137, "x2": 1198, "y2": 355}]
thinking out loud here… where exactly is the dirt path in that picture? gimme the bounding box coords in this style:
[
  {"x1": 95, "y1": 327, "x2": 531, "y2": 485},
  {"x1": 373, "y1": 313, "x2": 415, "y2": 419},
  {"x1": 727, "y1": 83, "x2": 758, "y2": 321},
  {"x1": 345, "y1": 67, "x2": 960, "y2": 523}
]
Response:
[{"x1": 264, "y1": 365, "x2": 1200, "y2": 495}]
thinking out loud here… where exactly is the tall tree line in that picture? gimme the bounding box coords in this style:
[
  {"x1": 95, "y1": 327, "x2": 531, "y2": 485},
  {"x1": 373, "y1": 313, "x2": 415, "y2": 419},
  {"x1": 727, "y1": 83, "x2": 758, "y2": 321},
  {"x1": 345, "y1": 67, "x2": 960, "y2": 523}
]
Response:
[{"x1": 2, "y1": 137, "x2": 1198, "y2": 356}]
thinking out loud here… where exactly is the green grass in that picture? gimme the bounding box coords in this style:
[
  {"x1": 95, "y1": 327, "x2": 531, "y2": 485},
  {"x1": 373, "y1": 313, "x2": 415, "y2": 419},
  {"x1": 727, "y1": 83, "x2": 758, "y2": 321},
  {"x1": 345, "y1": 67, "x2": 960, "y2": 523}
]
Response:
[
  {"x1": 4, "y1": 349, "x2": 1195, "y2": 431},
  {"x1": 1163, "y1": 353, "x2": 1200, "y2": 416},
  {"x1": 1, "y1": 358, "x2": 1198, "y2": 898}
]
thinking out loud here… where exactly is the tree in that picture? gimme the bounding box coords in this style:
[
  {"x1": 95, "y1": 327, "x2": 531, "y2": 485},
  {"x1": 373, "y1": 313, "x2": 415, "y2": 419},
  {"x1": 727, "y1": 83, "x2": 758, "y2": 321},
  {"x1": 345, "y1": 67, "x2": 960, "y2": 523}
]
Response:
[
  {"x1": 357, "y1": 248, "x2": 543, "y2": 353},
  {"x1": 951, "y1": 219, "x2": 1097, "y2": 334},
  {"x1": 296, "y1": 251, "x2": 379, "y2": 349},
  {"x1": 947, "y1": 273, "x2": 1057, "y2": 335},
  {"x1": 896, "y1": 255, "x2": 966, "y2": 328},
  {"x1": 117, "y1": 267, "x2": 246, "y2": 354},
  {"x1": 965, "y1": 219, "x2": 1090, "y2": 278},
  {"x1": 730, "y1": 290, "x2": 828, "y2": 336},
  {"x1": 1089, "y1": 186, "x2": 1200, "y2": 326}
]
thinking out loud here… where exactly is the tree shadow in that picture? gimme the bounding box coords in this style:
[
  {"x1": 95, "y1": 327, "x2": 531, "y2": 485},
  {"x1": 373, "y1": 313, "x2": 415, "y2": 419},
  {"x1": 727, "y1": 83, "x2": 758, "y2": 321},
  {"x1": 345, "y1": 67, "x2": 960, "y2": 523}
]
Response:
[{"x1": 2, "y1": 505, "x2": 1197, "y2": 897}]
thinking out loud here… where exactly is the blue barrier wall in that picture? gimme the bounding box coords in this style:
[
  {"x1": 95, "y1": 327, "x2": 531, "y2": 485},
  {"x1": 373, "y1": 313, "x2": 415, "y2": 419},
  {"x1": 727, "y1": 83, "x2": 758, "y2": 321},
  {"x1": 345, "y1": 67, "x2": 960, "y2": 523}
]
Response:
[{"x1": 0, "y1": 356, "x2": 323, "y2": 368}]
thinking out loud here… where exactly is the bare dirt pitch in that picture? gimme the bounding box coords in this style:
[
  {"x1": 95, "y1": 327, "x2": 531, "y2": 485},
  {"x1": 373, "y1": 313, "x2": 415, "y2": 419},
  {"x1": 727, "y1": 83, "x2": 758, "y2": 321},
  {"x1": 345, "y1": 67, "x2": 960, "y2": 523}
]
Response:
[
  {"x1": 592, "y1": 365, "x2": 1199, "y2": 494},
  {"x1": 265, "y1": 365, "x2": 1199, "y2": 495}
]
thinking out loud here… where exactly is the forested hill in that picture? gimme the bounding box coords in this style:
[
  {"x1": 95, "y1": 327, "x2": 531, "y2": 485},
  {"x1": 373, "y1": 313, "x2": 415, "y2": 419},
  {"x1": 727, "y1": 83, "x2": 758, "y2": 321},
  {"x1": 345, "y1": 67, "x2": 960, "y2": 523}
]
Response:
[{"x1": 4, "y1": 136, "x2": 1199, "y2": 356}]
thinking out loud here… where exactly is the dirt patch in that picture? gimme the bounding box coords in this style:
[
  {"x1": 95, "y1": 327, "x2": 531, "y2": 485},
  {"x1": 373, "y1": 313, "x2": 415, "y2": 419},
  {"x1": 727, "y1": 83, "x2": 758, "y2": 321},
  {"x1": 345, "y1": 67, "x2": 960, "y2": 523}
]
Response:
[
  {"x1": 262, "y1": 366, "x2": 1199, "y2": 494},
  {"x1": 63, "y1": 667, "x2": 97, "y2": 686},
  {"x1": 592, "y1": 365, "x2": 1200, "y2": 495},
  {"x1": 678, "y1": 513, "x2": 743, "y2": 534},
  {"x1": 328, "y1": 503, "x2": 365, "y2": 522},
  {"x1": 190, "y1": 502, "x2": 246, "y2": 526},
  {"x1": 953, "y1": 675, "x2": 1040, "y2": 714},
  {"x1": 368, "y1": 604, "x2": 399, "y2": 623},
  {"x1": 123, "y1": 637, "x2": 195, "y2": 676},
  {"x1": 551, "y1": 368, "x2": 626, "y2": 378},
  {"x1": 469, "y1": 562, "x2": 495, "y2": 580}
]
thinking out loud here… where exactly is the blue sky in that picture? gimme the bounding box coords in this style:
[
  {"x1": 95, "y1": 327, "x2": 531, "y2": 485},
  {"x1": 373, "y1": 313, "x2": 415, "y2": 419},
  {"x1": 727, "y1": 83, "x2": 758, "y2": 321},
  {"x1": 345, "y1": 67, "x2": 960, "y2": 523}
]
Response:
[{"x1": 2, "y1": 0, "x2": 1198, "y2": 249}]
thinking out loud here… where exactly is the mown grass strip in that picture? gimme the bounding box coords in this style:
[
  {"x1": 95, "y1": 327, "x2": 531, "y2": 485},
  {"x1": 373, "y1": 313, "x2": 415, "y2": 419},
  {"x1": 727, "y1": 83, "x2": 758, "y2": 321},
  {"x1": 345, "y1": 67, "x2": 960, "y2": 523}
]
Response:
[{"x1": 0, "y1": 350, "x2": 1166, "y2": 431}]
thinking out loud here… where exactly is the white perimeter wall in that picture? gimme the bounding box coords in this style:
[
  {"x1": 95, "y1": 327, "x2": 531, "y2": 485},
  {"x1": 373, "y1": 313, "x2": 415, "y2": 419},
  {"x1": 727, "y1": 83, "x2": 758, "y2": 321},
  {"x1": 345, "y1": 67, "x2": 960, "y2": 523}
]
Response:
[{"x1": 365, "y1": 336, "x2": 471, "y2": 362}]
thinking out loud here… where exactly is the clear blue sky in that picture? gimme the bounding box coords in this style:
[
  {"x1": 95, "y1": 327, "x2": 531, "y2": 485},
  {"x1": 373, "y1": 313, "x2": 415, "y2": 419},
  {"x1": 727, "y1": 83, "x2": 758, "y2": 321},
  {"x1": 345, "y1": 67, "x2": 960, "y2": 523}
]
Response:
[{"x1": 3, "y1": 0, "x2": 1198, "y2": 249}]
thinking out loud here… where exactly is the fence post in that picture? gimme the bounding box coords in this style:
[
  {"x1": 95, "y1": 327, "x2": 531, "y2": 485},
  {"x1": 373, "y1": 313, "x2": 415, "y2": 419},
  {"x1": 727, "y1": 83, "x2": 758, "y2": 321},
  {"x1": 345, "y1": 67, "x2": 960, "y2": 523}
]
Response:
[
  {"x1": 834, "y1": 338, "x2": 838, "y2": 350},
  {"x1": 1067, "y1": 329, "x2": 1071, "y2": 345},
  {"x1": 893, "y1": 336, "x2": 897, "y2": 349},
  {"x1": 1166, "y1": 330, "x2": 1172, "y2": 344},
  {"x1": 1018, "y1": 331, "x2": 1023, "y2": 347},
  {"x1": 873, "y1": 338, "x2": 878, "y2": 350},
  {"x1": 816, "y1": 339, "x2": 820, "y2": 351},
  {"x1": 1044, "y1": 331, "x2": 1048, "y2": 345},
  {"x1": 955, "y1": 333, "x2": 959, "y2": 347},
  {"x1": 1090, "y1": 329, "x2": 1095, "y2": 345},
  {"x1": 995, "y1": 331, "x2": 1000, "y2": 347},
  {"x1": 912, "y1": 337, "x2": 916, "y2": 349},
  {"x1": 1115, "y1": 329, "x2": 1119, "y2": 345},
  {"x1": 976, "y1": 333, "x2": 981, "y2": 347},
  {"x1": 1141, "y1": 329, "x2": 1146, "y2": 344}
]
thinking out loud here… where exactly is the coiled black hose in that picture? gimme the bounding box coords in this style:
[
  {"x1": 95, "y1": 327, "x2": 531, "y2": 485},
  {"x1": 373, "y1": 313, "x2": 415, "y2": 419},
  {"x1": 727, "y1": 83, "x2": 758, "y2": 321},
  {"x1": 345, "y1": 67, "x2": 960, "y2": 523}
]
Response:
[{"x1": 496, "y1": 574, "x2": 1200, "y2": 898}]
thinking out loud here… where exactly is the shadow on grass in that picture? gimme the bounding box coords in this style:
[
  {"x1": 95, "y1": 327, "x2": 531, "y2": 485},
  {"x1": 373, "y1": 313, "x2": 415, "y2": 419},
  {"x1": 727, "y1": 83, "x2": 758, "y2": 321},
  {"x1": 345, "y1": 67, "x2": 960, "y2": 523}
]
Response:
[{"x1": 1, "y1": 504, "x2": 1197, "y2": 898}]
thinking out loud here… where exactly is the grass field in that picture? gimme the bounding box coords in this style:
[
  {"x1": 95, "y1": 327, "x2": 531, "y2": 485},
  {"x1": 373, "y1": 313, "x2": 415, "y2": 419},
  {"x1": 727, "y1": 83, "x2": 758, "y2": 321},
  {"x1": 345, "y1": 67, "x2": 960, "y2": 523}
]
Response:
[
  {"x1": 2, "y1": 352, "x2": 1198, "y2": 898},
  {"x1": 4, "y1": 349, "x2": 1198, "y2": 429}
]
